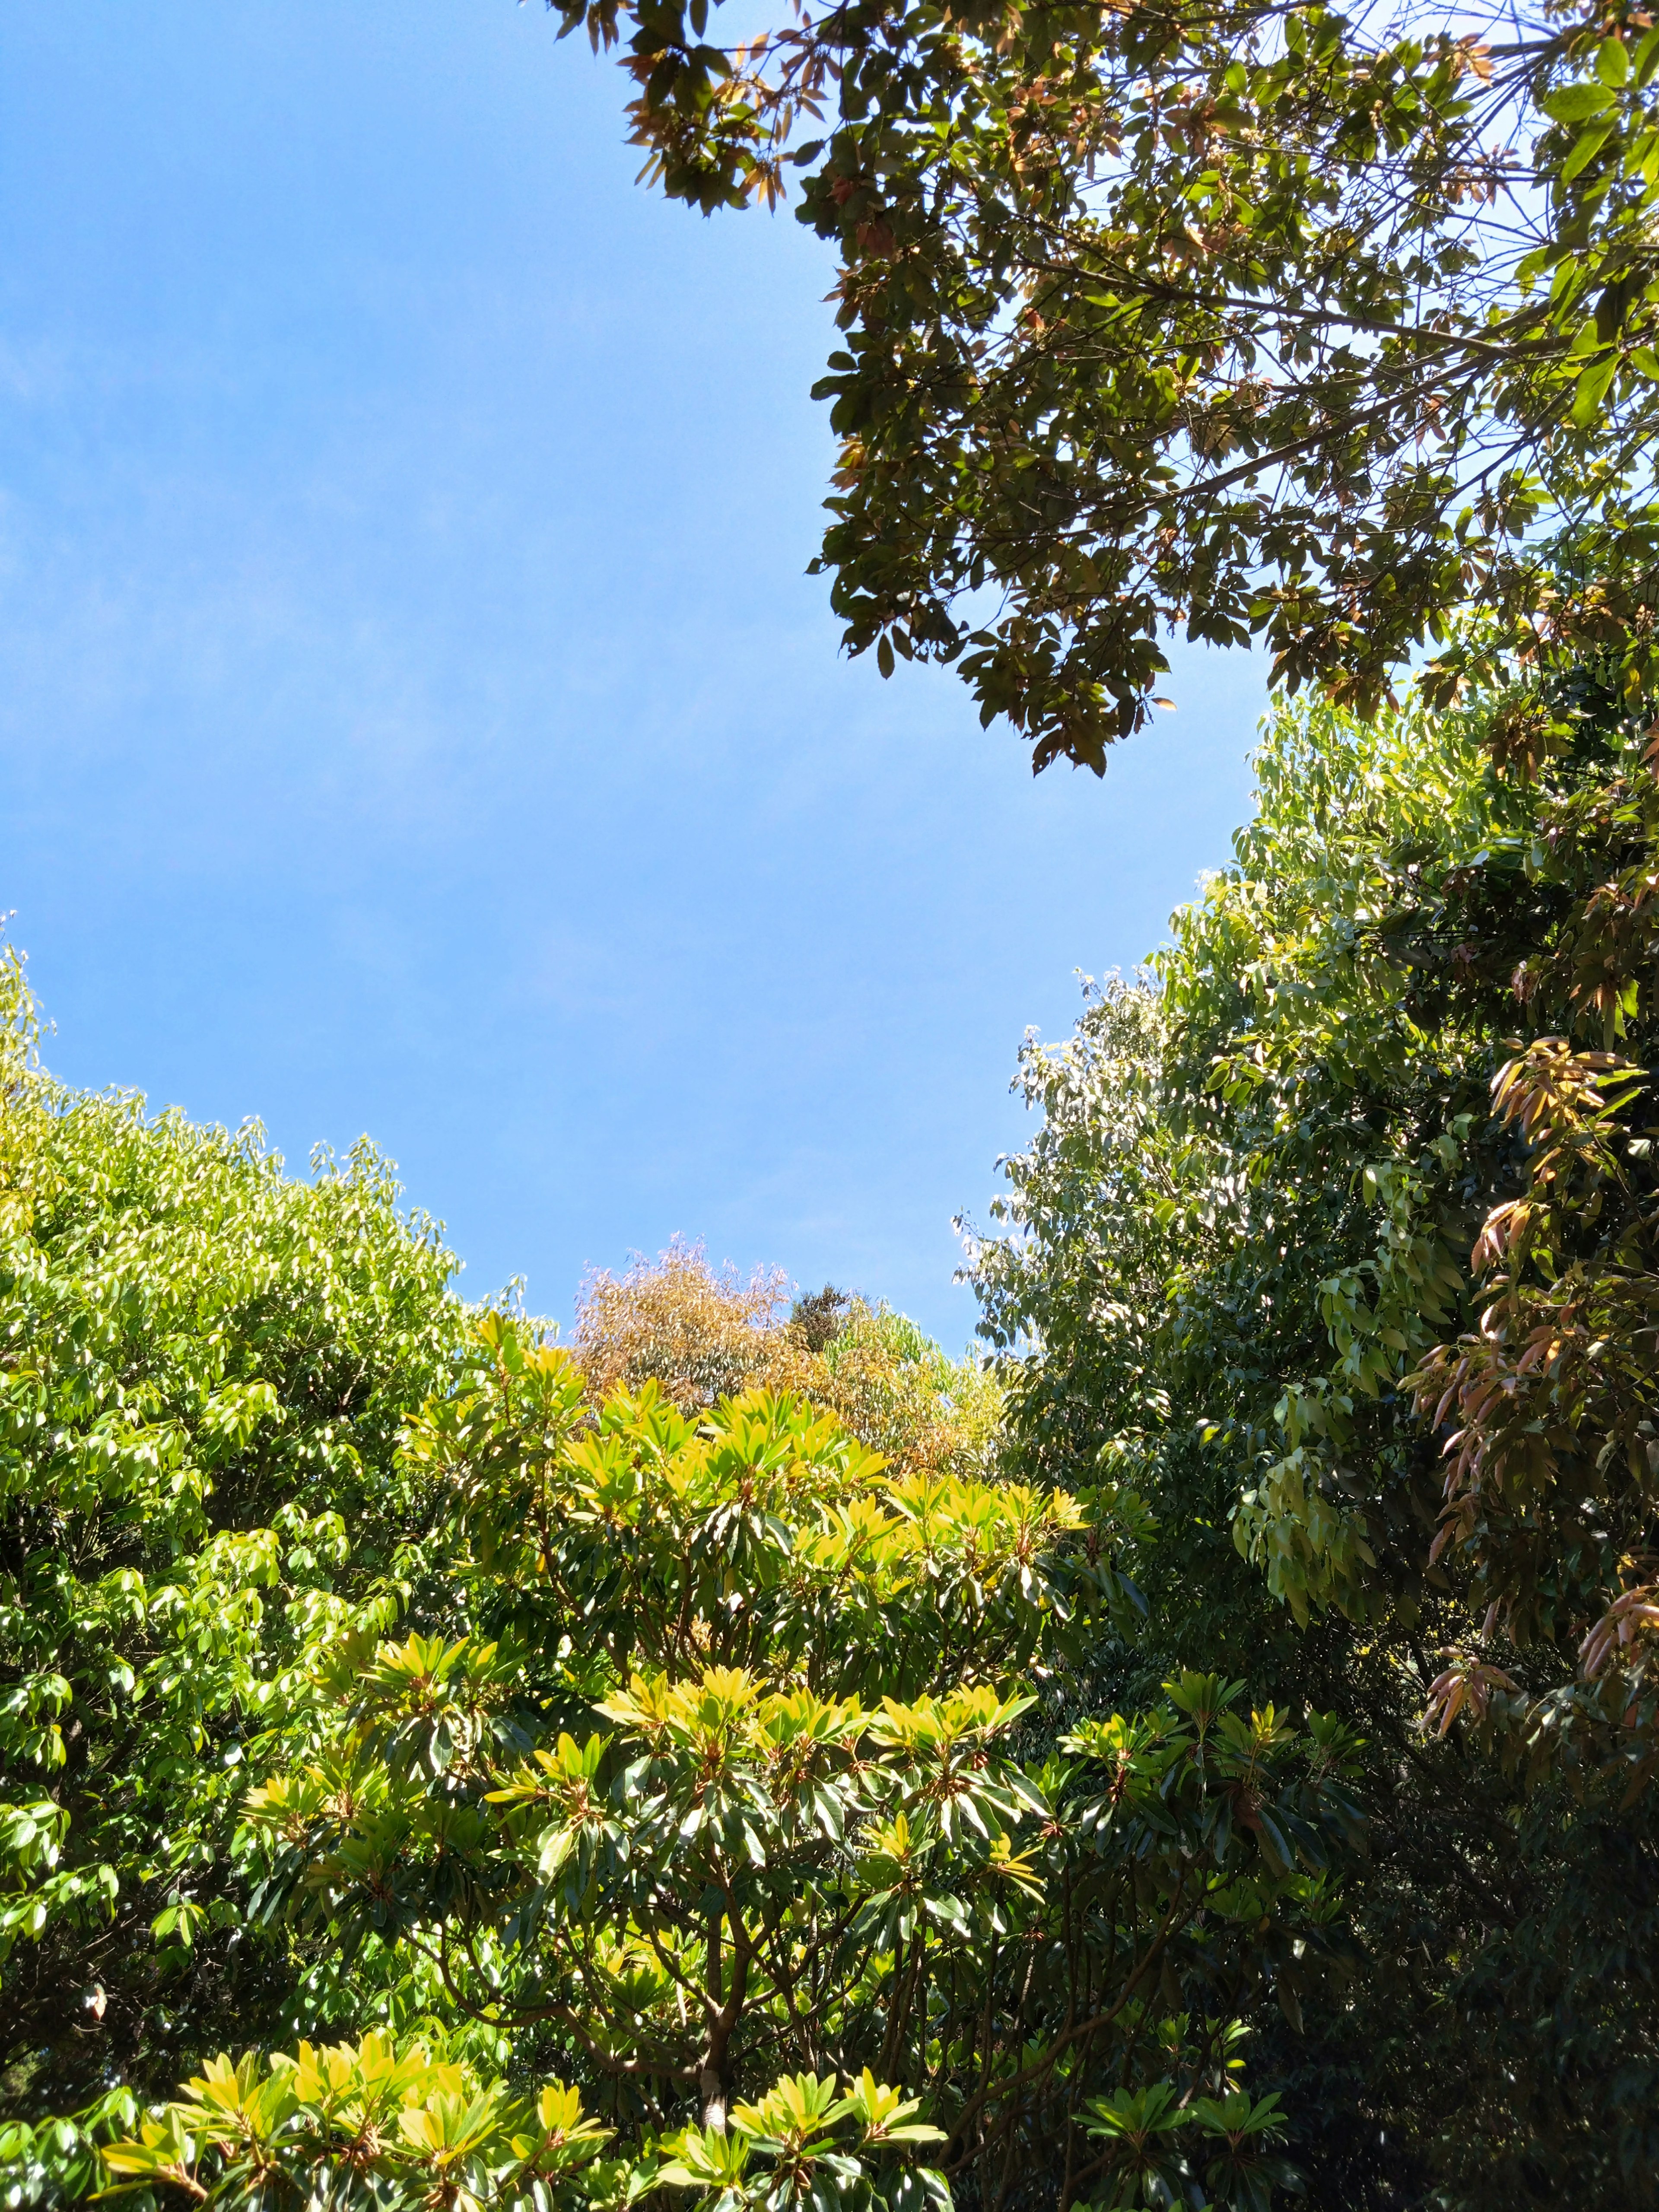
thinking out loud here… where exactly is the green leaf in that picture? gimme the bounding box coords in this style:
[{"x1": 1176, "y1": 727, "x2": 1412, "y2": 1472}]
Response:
[
  {"x1": 1561, "y1": 119, "x2": 1616, "y2": 183},
  {"x1": 1572, "y1": 350, "x2": 1620, "y2": 424},
  {"x1": 1541, "y1": 81, "x2": 1617, "y2": 122}
]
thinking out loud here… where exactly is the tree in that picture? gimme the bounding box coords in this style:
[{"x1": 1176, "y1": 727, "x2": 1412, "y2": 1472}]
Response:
[
  {"x1": 972, "y1": 642, "x2": 1659, "y2": 1783},
  {"x1": 555, "y1": 0, "x2": 1659, "y2": 769},
  {"x1": 146, "y1": 1309, "x2": 1358, "y2": 2212},
  {"x1": 962, "y1": 648, "x2": 1659, "y2": 2199},
  {"x1": 0, "y1": 954, "x2": 1356, "y2": 2212},
  {"x1": 572, "y1": 1242, "x2": 1003, "y2": 1480},
  {"x1": 0, "y1": 941, "x2": 464, "y2": 2122},
  {"x1": 789, "y1": 1284, "x2": 854, "y2": 1354}
]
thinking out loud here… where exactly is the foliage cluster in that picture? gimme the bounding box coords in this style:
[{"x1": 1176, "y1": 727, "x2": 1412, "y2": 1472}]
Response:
[
  {"x1": 0, "y1": 957, "x2": 1356, "y2": 2212},
  {"x1": 552, "y1": 0, "x2": 1659, "y2": 769},
  {"x1": 0, "y1": 949, "x2": 463, "y2": 2117},
  {"x1": 966, "y1": 648, "x2": 1659, "y2": 2201},
  {"x1": 573, "y1": 1244, "x2": 1002, "y2": 1480},
  {"x1": 191, "y1": 1306, "x2": 1354, "y2": 2212}
]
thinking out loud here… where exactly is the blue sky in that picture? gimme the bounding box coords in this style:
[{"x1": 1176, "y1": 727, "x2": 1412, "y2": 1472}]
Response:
[{"x1": 0, "y1": 0, "x2": 1264, "y2": 1346}]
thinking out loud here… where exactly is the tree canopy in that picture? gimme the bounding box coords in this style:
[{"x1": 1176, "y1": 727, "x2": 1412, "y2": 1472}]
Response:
[
  {"x1": 1, "y1": 967, "x2": 1362, "y2": 2212},
  {"x1": 0, "y1": 945, "x2": 463, "y2": 2120},
  {"x1": 964, "y1": 639, "x2": 1659, "y2": 2197},
  {"x1": 559, "y1": 0, "x2": 1659, "y2": 767},
  {"x1": 12, "y1": 611, "x2": 1659, "y2": 2200}
]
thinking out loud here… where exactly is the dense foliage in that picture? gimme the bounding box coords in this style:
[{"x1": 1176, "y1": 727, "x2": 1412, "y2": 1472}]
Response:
[
  {"x1": 2, "y1": 969, "x2": 1362, "y2": 2212},
  {"x1": 0, "y1": 945, "x2": 463, "y2": 2127},
  {"x1": 572, "y1": 1244, "x2": 1002, "y2": 1478},
  {"x1": 965, "y1": 652, "x2": 1659, "y2": 2201},
  {"x1": 210, "y1": 1317, "x2": 1356, "y2": 2210},
  {"x1": 559, "y1": 0, "x2": 1659, "y2": 768}
]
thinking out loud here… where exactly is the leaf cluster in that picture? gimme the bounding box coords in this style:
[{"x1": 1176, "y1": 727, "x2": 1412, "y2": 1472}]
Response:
[
  {"x1": 963, "y1": 644, "x2": 1659, "y2": 2199},
  {"x1": 546, "y1": 0, "x2": 1659, "y2": 769}
]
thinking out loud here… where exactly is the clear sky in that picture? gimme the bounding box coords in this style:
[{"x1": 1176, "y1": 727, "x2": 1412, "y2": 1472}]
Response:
[{"x1": 0, "y1": 0, "x2": 1265, "y2": 1347}]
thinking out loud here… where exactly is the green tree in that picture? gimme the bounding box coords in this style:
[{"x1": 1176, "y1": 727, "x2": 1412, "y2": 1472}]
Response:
[
  {"x1": 0, "y1": 944, "x2": 464, "y2": 2120},
  {"x1": 963, "y1": 652, "x2": 1659, "y2": 2201},
  {"x1": 191, "y1": 1313, "x2": 1358, "y2": 2212},
  {"x1": 556, "y1": 0, "x2": 1659, "y2": 768},
  {"x1": 0, "y1": 946, "x2": 1357, "y2": 2212}
]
